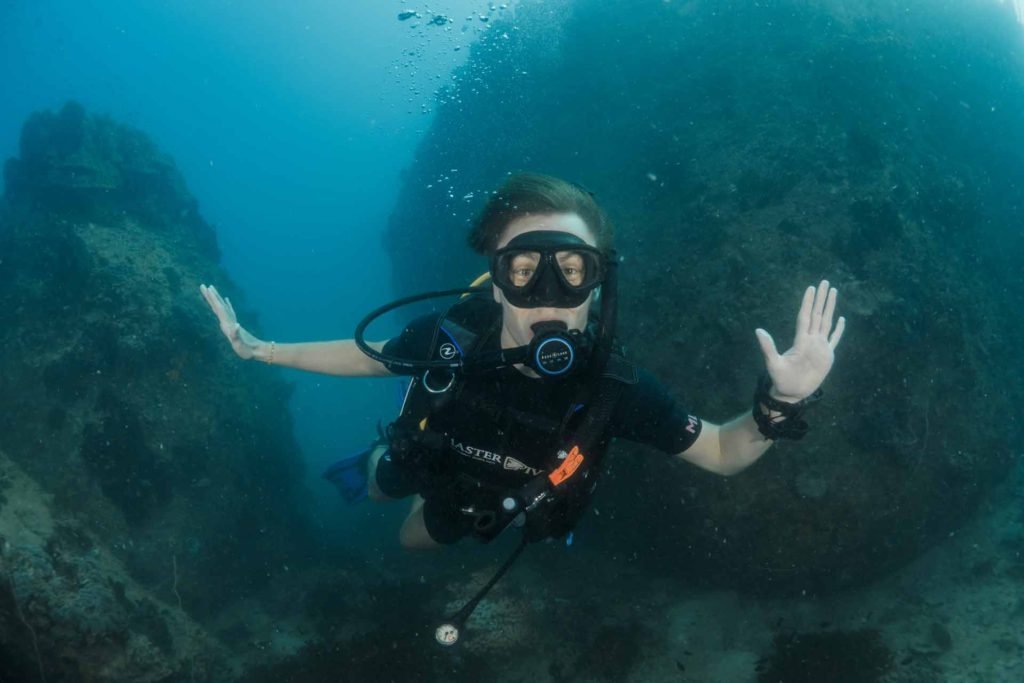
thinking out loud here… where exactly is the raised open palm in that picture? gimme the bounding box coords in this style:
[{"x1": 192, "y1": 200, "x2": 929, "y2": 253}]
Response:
[{"x1": 755, "y1": 280, "x2": 845, "y2": 401}]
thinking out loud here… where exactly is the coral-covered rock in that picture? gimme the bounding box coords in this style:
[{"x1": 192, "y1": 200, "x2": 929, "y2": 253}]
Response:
[
  {"x1": 4, "y1": 101, "x2": 217, "y2": 256},
  {"x1": 0, "y1": 104, "x2": 316, "y2": 679},
  {"x1": 0, "y1": 456, "x2": 235, "y2": 681}
]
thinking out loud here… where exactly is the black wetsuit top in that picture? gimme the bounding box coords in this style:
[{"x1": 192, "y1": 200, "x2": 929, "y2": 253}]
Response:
[{"x1": 377, "y1": 312, "x2": 703, "y2": 542}]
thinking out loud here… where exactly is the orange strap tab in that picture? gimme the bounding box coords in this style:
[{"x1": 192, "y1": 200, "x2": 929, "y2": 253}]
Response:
[{"x1": 548, "y1": 446, "x2": 585, "y2": 487}]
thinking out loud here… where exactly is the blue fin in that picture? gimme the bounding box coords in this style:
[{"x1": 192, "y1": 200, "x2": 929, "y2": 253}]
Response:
[{"x1": 323, "y1": 448, "x2": 372, "y2": 503}]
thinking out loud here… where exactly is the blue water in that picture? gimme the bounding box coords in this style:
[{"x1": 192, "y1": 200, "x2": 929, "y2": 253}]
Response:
[{"x1": 0, "y1": 0, "x2": 508, "y2": 513}]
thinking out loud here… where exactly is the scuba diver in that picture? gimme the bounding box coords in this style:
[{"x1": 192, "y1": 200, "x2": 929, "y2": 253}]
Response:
[{"x1": 200, "y1": 173, "x2": 845, "y2": 642}]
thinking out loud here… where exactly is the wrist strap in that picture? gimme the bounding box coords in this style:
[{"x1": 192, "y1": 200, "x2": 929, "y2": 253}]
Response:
[{"x1": 752, "y1": 372, "x2": 822, "y2": 440}]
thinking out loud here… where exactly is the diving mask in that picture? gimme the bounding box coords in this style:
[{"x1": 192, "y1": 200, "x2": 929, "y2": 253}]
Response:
[{"x1": 490, "y1": 231, "x2": 607, "y2": 309}]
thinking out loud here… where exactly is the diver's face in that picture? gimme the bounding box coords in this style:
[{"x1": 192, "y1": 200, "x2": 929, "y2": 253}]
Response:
[{"x1": 493, "y1": 212, "x2": 597, "y2": 352}]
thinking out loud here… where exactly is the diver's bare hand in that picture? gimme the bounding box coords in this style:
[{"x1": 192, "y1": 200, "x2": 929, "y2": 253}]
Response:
[
  {"x1": 754, "y1": 280, "x2": 845, "y2": 401},
  {"x1": 199, "y1": 284, "x2": 265, "y2": 360}
]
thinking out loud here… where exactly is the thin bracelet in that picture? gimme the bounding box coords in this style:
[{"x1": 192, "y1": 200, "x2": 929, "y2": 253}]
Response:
[{"x1": 265, "y1": 341, "x2": 276, "y2": 365}]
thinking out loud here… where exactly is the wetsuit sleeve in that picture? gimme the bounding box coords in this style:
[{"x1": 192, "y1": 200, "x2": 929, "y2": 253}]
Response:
[
  {"x1": 610, "y1": 367, "x2": 703, "y2": 454},
  {"x1": 380, "y1": 313, "x2": 443, "y2": 374}
]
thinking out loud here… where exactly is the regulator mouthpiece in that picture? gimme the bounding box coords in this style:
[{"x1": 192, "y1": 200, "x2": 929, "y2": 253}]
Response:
[{"x1": 528, "y1": 320, "x2": 587, "y2": 378}]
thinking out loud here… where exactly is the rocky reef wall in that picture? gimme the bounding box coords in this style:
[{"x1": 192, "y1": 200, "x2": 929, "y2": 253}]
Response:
[
  {"x1": 0, "y1": 102, "x2": 316, "y2": 680},
  {"x1": 383, "y1": 0, "x2": 1024, "y2": 592}
]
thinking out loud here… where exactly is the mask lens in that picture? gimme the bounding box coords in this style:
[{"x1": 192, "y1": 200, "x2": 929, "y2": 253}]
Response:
[
  {"x1": 555, "y1": 250, "x2": 588, "y2": 288},
  {"x1": 504, "y1": 251, "x2": 542, "y2": 288}
]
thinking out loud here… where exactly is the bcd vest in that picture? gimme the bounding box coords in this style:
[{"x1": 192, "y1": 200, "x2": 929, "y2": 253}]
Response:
[{"x1": 385, "y1": 295, "x2": 637, "y2": 542}]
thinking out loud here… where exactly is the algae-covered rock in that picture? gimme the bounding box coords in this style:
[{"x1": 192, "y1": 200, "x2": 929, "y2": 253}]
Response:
[
  {"x1": 4, "y1": 100, "x2": 216, "y2": 255},
  {"x1": 0, "y1": 104, "x2": 317, "y2": 679},
  {"x1": 0, "y1": 456, "x2": 236, "y2": 681}
]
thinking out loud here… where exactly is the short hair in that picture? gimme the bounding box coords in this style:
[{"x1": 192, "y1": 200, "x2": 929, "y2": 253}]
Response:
[{"x1": 467, "y1": 173, "x2": 614, "y2": 255}]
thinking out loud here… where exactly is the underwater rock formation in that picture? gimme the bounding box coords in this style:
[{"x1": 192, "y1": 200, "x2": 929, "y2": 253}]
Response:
[
  {"x1": 3, "y1": 101, "x2": 217, "y2": 255},
  {"x1": 0, "y1": 102, "x2": 316, "y2": 680},
  {"x1": 383, "y1": 0, "x2": 1024, "y2": 592}
]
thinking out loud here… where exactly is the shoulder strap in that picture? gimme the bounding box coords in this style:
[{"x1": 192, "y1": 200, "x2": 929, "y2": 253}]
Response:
[
  {"x1": 437, "y1": 295, "x2": 501, "y2": 355},
  {"x1": 391, "y1": 295, "x2": 500, "y2": 429},
  {"x1": 601, "y1": 353, "x2": 638, "y2": 385}
]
